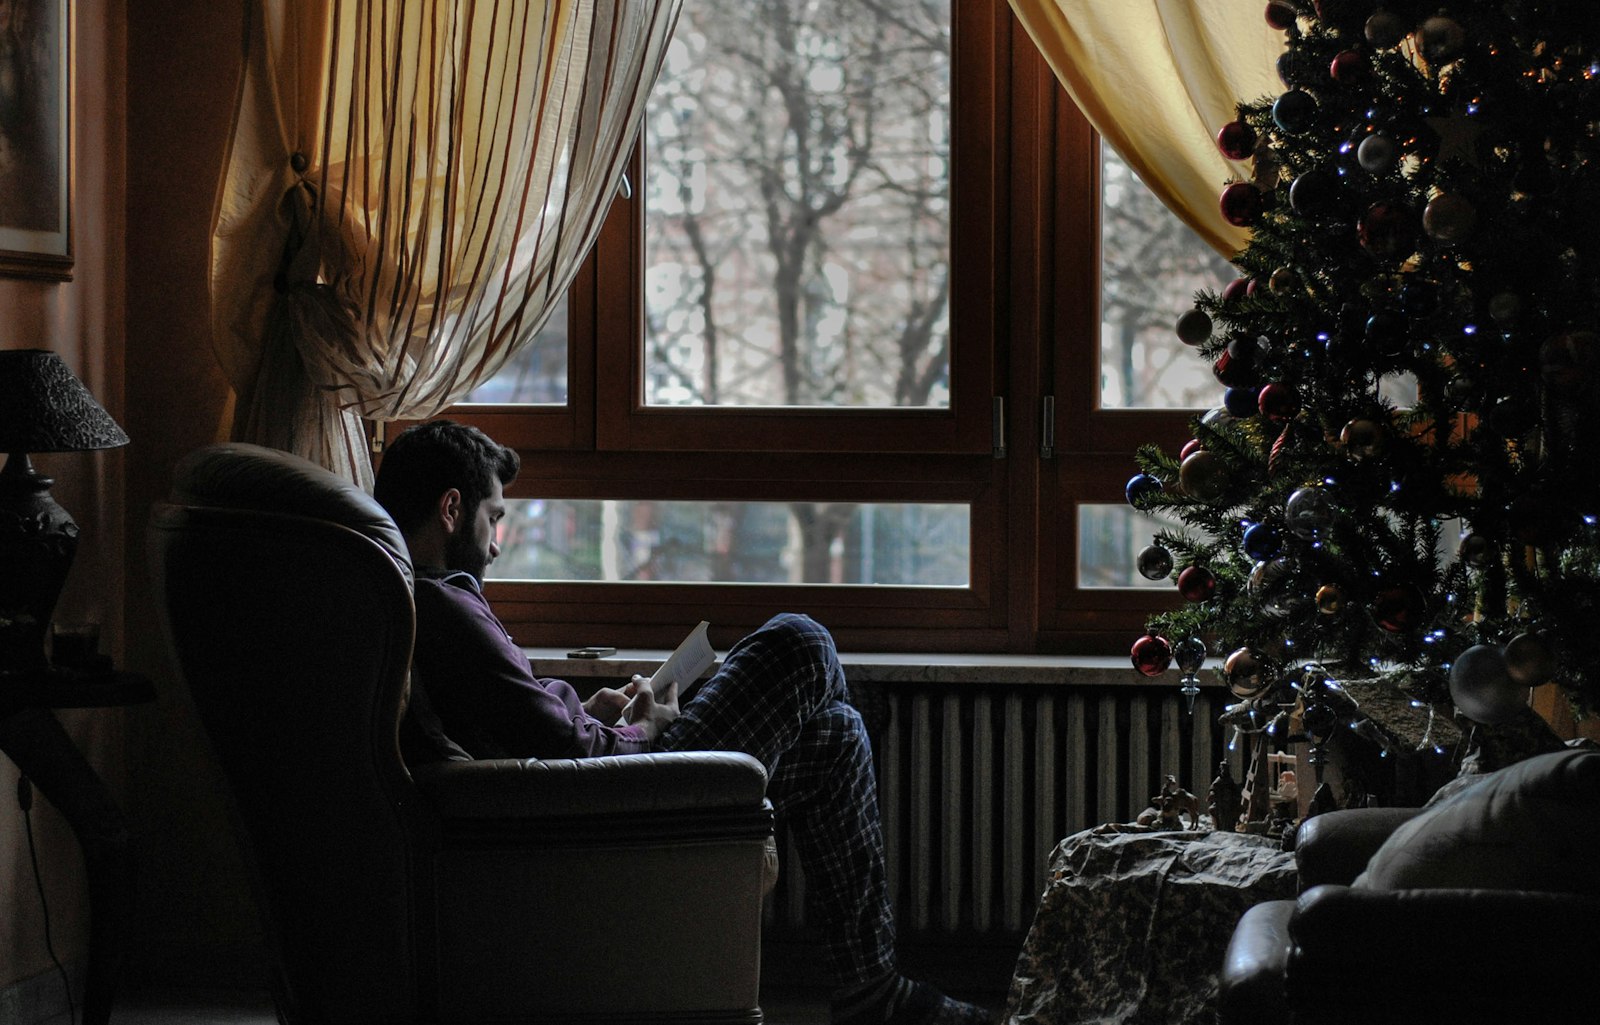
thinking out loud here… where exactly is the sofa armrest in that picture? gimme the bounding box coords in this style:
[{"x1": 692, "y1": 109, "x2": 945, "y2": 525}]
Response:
[
  {"x1": 1285, "y1": 884, "x2": 1600, "y2": 1023},
  {"x1": 1293, "y1": 807, "x2": 1422, "y2": 887},
  {"x1": 409, "y1": 750, "x2": 769, "y2": 821}
]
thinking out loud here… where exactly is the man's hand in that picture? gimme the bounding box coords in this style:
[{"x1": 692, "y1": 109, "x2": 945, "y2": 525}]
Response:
[
  {"x1": 582, "y1": 686, "x2": 631, "y2": 724},
  {"x1": 621, "y1": 674, "x2": 679, "y2": 742}
]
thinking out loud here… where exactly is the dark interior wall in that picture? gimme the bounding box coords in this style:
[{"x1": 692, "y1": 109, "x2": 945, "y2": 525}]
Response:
[
  {"x1": 123, "y1": 0, "x2": 263, "y2": 988},
  {"x1": 0, "y1": 0, "x2": 128, "y2": 994}
]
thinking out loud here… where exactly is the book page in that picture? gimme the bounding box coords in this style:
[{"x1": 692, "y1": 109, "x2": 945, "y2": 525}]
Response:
[{"x1": 616, "y1": 621, "x2": 714, "y2": 726}]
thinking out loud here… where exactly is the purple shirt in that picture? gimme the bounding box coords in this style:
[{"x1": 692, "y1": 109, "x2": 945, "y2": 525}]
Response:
[{"x1": 410, "y1": 571, "x2": 650, "y2": 759}]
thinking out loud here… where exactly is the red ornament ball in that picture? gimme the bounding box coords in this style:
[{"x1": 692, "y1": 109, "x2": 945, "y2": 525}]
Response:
[
  {"x1": 1265, "y1": 2, "x2": 1296, "y2": 31},
  {"x1": 1222, "y1": 277, "x2": 1252, "y2": 303},
  {"x1": 1373, "y1": 584, "x2": 1424, "y2": 633},
  {"x1": 1540, "y1": 330, "x2": 1600, "y2": 396},
  {"x1": 1177, "y1": 566, "x2": 1217, "y2": 602},
  {"x1": 1257, "y1": 382, "x2": 1301, "y2": 421},
  {"x1": 1217, "y1": 120, "x2": 1257, "y2": 161},
  {"x1": 1131, "y1": 634, "x2": 1174, "y2": 677},
  {"x1": 1329, "y1": 49, "x2": 1367, "y2": 83},
  {"x1": 1359, "y1": 201, "x2": 1417, "y2": 260},
  {"x1": 1220, "y1": 183, "x2": 1266, "y2": 227},
  {"x1": 1180, "y1": 437, "x2": 1204, "y2": 461}
]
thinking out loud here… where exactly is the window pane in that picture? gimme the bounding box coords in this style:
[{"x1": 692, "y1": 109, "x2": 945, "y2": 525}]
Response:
[
  {"x1": 491, "y1": 498, "x2": 968, "y2": 586},
  {"x1": 643, "y1": 0, "x2": 951, "y2": 409},
  {"x1": 458, "y1": 295, "x2": 569, "y2": 404},
  {"x1": 1100, "y1": 146, "x2": 1234, "y2": 409},
  {"x1": 1078, "y1": 504, "x2": 1185, "y2": 589}
]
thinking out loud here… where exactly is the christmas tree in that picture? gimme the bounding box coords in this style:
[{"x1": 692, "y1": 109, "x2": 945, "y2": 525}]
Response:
[{"x1": 1126, "y1": 0, "x2": 1600, "y2": 745}]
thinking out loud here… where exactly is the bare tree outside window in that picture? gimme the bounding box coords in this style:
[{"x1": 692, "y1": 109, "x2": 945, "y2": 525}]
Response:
[
  {"x1": 644, "y1": 0, "x2": 951, "y2": 409},
  {"x1": 1099, "y1": 146, "x2": 1234, "y2": 410}
]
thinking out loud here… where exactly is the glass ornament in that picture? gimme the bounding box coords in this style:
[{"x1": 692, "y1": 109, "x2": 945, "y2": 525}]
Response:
[
  {"x1": 1423, "y1": 193, "x2": 1477, "y2": 242},
  {"x1": 1224, "y1": 646, "x2": 1269, "y2": 699},
  {"x1": 1285, "y1": 486, "x2": 1336, "y2": 539},
  {"x1": 1131, "y1": 634, "x2": 1173, "y2": 677},
  {"x1": 1357, "y1": 133, "x2": 1398, "y2": 173},
  {"x1": 1504, "y1": 631, "x2": 1555, "y2": 687},
  {"x1": 1177, "y1": 565, "x2": 1217, "y2": 602},
  {"x1": 1174, "y1": 636, "x2": 1207, "y2": 673},
  {"x1": 1176, "y1": 308, "x2": 1213, "y2": 345},
  {"x1": 1257, "y1": 382, "x2": 1300, "y2": 421},
  {"x1": 1272, "y1": 90, "x2": 1318, "y2": 133},
  {"x1": 1220, "y1": 183, "x2": 1266, "y2": 227},
  {"x1": 1217, "y1": 120, "x2": 1257, "y2": 161},
  {"x1": 1449, "y1": 644, "x2": 1525, "y2": 724},
  {"x1": 1137, "y1": 544, "x2": 1175, "y2": 581},
  {"x1": 1179, "y1": 450, "x2": 1229, "y2": 501},
  {"x1": 1126, "y1": 472, "x2": 1163, "y2": 508},
  {"x1": 1242, "y1": 522, "x2": 1283, "y2": 561},
  {"x1": 1340, "y1": 418, "x2": 1385, "y2": 460}
]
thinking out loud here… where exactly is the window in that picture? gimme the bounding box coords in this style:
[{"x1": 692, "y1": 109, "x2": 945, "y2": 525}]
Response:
[{"x1": 429, "y1": 0, "x2": 1227, "y2": 654}]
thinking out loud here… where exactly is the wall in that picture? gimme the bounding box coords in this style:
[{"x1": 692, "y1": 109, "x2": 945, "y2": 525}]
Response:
[
  {"x1": 0, "y1": 0, "x2": 130, "y2": 997},
  {"x1": 2, "y1": 0, "x2": 260, "y2": 997},
  {"x1": 122, "y1": 0, "x2": 261, "y2": 989}
]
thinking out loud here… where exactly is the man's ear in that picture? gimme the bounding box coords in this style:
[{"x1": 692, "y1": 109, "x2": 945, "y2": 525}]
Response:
[{"x1": 436, "y1": 488, "x2": 465, "y2": 534}]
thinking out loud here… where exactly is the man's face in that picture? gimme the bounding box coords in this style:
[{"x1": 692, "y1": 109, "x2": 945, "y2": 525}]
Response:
[{"x1": 445, "y1": 477, "x2": 506, "y2": 583}]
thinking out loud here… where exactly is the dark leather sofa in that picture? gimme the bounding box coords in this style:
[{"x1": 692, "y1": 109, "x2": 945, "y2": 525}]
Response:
[{"x1": 1219, "y1": 748, "x2": 1600, "y2": 1024}]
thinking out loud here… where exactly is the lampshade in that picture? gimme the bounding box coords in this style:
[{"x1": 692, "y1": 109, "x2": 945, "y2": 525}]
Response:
[
  {"x1": 1, "y1": 349, "x2": 129, "y2": 672},
  {"x1": 0, "y1": 349, "x2": 129, "y2": 454}
]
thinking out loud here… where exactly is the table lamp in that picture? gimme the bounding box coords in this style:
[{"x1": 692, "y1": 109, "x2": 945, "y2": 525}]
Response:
[{"x1": 0, "y1": 349, "x2": 129, "y2": 672}]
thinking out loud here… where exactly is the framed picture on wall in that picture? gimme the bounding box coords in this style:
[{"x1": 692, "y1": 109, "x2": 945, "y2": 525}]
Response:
[{"x1": 0, "y1": 0, "x2": 71, "y2": 281}]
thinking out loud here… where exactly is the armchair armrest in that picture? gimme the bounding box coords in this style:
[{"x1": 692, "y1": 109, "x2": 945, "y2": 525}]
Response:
[
  {"x1": 1293, "y1": 806, "x2": 1422, "y2": 887},
  {"x1": 1286, "y1": 884, "x2": 1600, "y2": 1023},
  {"x1": 410, "y1": 750, "x2": 769, "y2": 820}
]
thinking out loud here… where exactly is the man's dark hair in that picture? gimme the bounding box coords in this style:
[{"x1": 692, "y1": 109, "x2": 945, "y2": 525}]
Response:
[{"x1": 374, "y1": 419, "x2": 520, "y2": 535}]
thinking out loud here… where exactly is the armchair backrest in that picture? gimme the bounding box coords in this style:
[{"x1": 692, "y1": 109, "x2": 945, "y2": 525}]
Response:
[{"x1": 149, "y1": 443, "x2": 424, "y2": 1024}]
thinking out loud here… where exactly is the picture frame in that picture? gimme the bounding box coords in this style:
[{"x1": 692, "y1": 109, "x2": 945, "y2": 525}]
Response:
[{"x1": 0, "y1": 0, "x2": 72, "y2": 281}]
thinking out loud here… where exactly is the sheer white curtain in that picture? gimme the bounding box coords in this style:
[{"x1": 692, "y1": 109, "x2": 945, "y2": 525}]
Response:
[
  {"x1": 1008, "y1": 0, "x2": 1283, "y2": 257},
  {"x1": 211, "y1": 0, "x2": 681, "y2": 486}
]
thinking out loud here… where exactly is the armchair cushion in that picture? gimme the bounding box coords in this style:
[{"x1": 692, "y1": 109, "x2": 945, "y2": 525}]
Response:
[{"x1": 1353, "y1": 748, "x2": 1600, "y2": 894}]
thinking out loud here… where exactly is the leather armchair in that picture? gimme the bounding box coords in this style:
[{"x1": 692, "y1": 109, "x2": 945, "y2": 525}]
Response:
[
  {"x1": 149, "y1": 443, "x2": 776, "y2": 1025},
  {"x1": 1220, "y1": 762, "x2": 1600, "y2": 1025}
]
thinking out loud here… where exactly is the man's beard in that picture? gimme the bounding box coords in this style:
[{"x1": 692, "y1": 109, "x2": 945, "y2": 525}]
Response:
[{"x1": 445, "y1": 525, "x2": 489, "y2": 584}]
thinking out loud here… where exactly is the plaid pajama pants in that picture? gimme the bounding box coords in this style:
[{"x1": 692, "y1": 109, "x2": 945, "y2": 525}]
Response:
[{"x1": 657, "y1": 612, "x2": 896, "y2": 988}]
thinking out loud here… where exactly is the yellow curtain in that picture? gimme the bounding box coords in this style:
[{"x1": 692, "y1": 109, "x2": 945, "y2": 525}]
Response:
[
  {"x1": 210, "y1": 0, "x2": 681, "y2": 486},
  {"x1": 1008, "y1": 0, "x2": 1284, "y2": 257}
]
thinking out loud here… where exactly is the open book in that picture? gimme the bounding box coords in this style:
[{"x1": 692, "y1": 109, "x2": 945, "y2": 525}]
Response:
[{"x1": 615, "y1": 621, "x2": 715, "y2": 726}]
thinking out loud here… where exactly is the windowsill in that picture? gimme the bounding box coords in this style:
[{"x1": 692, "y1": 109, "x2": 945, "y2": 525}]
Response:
[{"x1": 525, "y1": 648, "x2": 1166, "y2": 686}]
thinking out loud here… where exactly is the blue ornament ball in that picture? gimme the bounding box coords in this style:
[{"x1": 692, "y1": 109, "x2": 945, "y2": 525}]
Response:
[
  {"x1": 1224, "y1": 386, "x2": 1260, "y2": 417},
  {"x1": 1242, "y1": 521, "x2": 1283, "y2": 561},
  {"x1": 1126, "y1": 473, "x2": 1163, "y2": 508}
]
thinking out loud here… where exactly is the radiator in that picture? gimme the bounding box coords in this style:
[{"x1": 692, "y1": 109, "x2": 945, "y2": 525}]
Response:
[{"x1": 765, "y1": 683, "x2": 1249, "y2": 939}]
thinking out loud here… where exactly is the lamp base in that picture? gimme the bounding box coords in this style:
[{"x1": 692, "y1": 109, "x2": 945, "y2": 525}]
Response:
[{"x1": 0, "y1": 453, "x2": 78, "y2": 672}]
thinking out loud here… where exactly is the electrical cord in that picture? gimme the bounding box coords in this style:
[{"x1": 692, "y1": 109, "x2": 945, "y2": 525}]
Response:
[{"x1": 18, "y1": 774, "x2": 77, "y2": 1025}]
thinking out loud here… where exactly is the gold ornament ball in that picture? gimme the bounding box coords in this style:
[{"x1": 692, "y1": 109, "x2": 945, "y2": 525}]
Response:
[
  {"x1": 1269, "y1": 267, "x2": 1298, "y2": 295},
  {"x1": 1423, "y1": 193, "x2": 1477, "y2": 242},
  {"x1": 1224, "y1": 646, "x2": 1269, "y2": 699},
  {"x1": 1504, "y1": 631, "x2": 1556, "y2": 687},
  {"x1": 1316, "y1": 583, "x2": 1344, "y2": 615},
  {"x1": 1340, "y1": 417, "x2": 1385, "y2": 460},
  {"x1": 1179, "y1": 450, "x2": 1229, "y2": 501}
]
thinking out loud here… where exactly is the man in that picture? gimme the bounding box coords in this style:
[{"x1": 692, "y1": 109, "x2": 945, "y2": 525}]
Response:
[{"x1": 374, "y1": 419, "x2": 991, "y2": 1025}]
